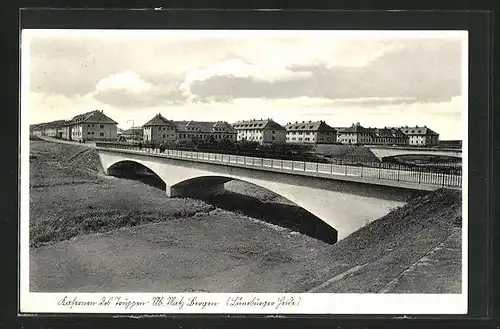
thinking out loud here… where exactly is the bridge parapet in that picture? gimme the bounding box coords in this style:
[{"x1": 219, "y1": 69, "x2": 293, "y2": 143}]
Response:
[{"x1": 96, "y1": 143, "x2": 462, "y2": 189}]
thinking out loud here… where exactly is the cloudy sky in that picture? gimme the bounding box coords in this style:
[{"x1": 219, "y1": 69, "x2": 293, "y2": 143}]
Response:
[{"x1": 22, "y1": 30, "x2": 467, "y2": 139}]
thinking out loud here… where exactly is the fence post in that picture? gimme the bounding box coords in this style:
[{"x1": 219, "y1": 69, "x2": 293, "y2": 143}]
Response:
[
  {"x1": 345, "y1": 164, "x2": 347, "y2": 175},
  {"x1": 316, "y1": 162, "x2": 319, "y2": 172},
  {"x1": 360, "y1": 165, "x2": 363, "y2": 177},
  {"x1": 330, "y1": 163, "x2": 333, "y2": 174},
  {"x1": 397, "y1": 164, "x2": 400, "y2": 181},
  {"x1": 418, "y1": 167, "x2": 422, "y2": 184},
  {"x1": 378, "y1": 162, "x2": 381, "y2": 179},
  {"x1": 442, "y1": 171, "x2": 445, "y2": 187}
]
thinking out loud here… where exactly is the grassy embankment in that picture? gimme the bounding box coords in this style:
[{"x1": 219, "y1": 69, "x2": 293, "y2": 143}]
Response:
[
  {"x1": 30, "y1": 141, "x2": 212, "y2": 247},
  {"x1": 290, "y1": 188, "x2": 462, "y2": 293}
]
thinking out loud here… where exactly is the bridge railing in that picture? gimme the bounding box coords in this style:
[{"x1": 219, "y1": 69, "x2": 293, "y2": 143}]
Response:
[{"x1": 95, "y1": 142, "x2": 462, "y2": 188}]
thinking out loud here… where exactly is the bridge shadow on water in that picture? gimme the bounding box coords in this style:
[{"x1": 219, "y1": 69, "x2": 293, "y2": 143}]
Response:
[
  {"x1": 199, "y1": 190, "x2": 338, "y2": 245},
  {"x1": 107, "y1": 161, "x2": 166, "y2": 190},
  {"x1": 107, "y1": 161, "x2": 338, "y2": 245}
]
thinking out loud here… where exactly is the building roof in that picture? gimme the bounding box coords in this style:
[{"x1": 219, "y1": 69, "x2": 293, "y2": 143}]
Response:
[
  {"x1": 339, "y1": 122, "x2": 373, "y2": 134},
  {"x1": 284, "y1": 120, "x2": 336, "y2": 132},
  {"x1": 70, "y1": 110, "x2": 118, "y2": 124},
  {"x1": 213, "y1": 121, "x2": 234, "y2": 130},
  {"x1": 175, "y1": 120, "x2": 236, "y2": 133},
  {"x1": 399, "y1": 125, "x2": 439, "y2": 136},
  {"x1": 30, "y1": 120, "x2": 67, "y2": 131},
  {"x1": 232, "y1": 119, "x2": 285, "y2": 130},
  {"x1": 143, "y1": 113, "x2": 175, "y2": 126},
  {"x1": 371, "y1": 128, "x2": 408, "y2": 138}
]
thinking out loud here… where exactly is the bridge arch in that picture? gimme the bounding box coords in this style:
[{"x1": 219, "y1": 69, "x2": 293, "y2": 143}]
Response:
[
  {"x1": 103, "y1": 159, "x2": 339, "y2": 243},
  {"x1": 98, "y1": 151, "x2": 408, "y2": 241},
  {"x1": 107, "y1": 160, "x2": 167, "y2": 190}
]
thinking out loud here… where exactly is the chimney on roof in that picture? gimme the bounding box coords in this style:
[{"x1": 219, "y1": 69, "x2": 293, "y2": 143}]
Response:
[{"x1": 416, "y1": 125, "x2": 419, "y2": 128}]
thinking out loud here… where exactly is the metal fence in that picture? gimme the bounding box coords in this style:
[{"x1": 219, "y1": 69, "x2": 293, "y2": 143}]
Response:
[{"x1": 96, "y1": 142, "x2": 462, "y2": 188}]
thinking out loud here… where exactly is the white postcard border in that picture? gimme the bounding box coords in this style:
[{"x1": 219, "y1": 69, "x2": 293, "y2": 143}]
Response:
[{"x1": 19, "y1": 29, "x2": 469, "y2": 315}]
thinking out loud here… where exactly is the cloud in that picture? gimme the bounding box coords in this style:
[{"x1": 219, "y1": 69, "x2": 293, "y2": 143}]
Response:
[
  {"x1": 93, "y1": 71, "x2": 186, "y2": 108},
  {"x1": 179, "y1": 58, "x2": 312, "y2": 100},
  {"x1": 95, "y1": 71, "x2": 153, "y2": 94},
  {"x1": 184, "y1": 38, "x2": 463, "y2": 104}
]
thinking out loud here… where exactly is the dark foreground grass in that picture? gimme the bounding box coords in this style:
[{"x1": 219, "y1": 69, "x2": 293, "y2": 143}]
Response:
[
  {"x1": 30, "y1": 179, "x2": 215, "y2": 247},
  {"x1": 29, "y1": 141, "x2": 215, "y2": 247}
]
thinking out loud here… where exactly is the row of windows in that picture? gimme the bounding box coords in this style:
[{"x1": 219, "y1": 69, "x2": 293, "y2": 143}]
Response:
[
  {"x1": 286, "y1": 131, "x2": 334, "y2": 135},
  {"x1": 238, "y1": 130, "x2": 279, "y2": 134},
  {"x1": 154, "y1": 133, "x2": 236, "y2": 139},
  {"x1": 288, "y1": 137, "x2": 315, "y2": 142},
  {"x1": 239, "y1": 136, "x2": 277, "y2": 141},
  {"x1": 87, "y1": 124, "x2": 105, "y2": 128},
  {"x1": 87, "y1": 132, "x2": 105, "y2": 136}
]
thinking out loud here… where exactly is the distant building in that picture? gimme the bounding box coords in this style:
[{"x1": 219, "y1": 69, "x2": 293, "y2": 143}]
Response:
[
  {"x1": 371, "y1": 127, "x2": 409, "y2": 146},
  {"x1": 61, "y1": 110, "x2": 118, "y2": 142},
  {"x1": 142, "y1": 113, "x2": 178, "y2": 143},
  {"x1": 284, "y1": 120, "x2": 337, "y2": 144},
  {"x1": 30, "y1": 120, "x2": 66, "y2": 138},
  {"x1": 142, "y1": 113, "x2": 236, "y2": 143},
  {"x1": 61, "y1": 121, "x2": 73, "y2": 140},
  {"x1": 232, "y1": 119, "x2": 286, "y2": 144},
  {"x1": 336, "y1": 122, "x2": 374, "y2": 144},
  {"x1": 119, "y1": 127, "x2": 144, "y2": 141},
  {"x1": 399, "y1": 125, "x2": 439, "y2": 146},
  {"x1": 43, "y1": 127, "x2": 58, "y2": 137},
  {"x1": 175, "y1": 120, "x2": 237, "y2": 142}
]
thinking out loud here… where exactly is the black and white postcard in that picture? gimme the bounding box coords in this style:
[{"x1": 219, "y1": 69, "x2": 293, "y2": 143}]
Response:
[{"x1": 20, "y1": 29, "x2": 468, "y2": 314}]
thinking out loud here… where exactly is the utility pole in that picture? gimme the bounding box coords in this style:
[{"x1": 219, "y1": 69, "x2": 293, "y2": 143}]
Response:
[{"x1": 127, "y1": 119, "x2": 135, "y2": 143}]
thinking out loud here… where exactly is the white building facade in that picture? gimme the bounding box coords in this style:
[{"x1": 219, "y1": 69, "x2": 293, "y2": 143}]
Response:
[
  {"x1": 399, "y1": 126, "x2": 439, "y2": 146},
  {"x1": 285, "y1": 120, "x2": 337, "y2": 144},
  {"x1": 232, "y1": 119, "x2": 286, "y2": 144}
]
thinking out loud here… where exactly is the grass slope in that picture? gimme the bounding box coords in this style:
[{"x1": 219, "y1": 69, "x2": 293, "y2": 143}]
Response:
[
  {"x1": 291, "y1": 188, "x2": 462, "y2": 293},
  {"x1": 314, "y1": 144, "x2": 380, "y2": 162}
]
